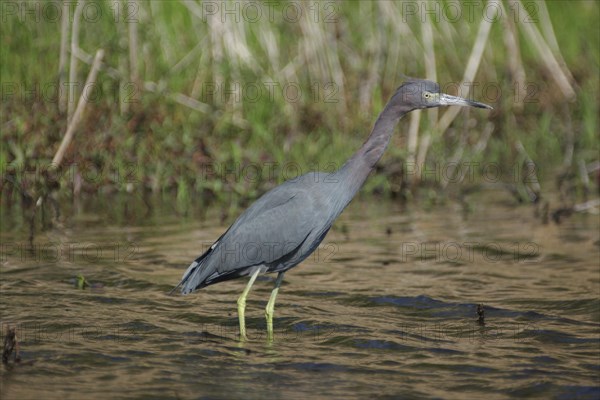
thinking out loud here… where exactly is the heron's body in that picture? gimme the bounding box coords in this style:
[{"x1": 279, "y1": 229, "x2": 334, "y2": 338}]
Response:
[
  {"x1": 174, "y1": 78, "x2": 492, "y2": 340},
  {"x1": 180, "y1": 172, "x2": 342, "y2": 292}
]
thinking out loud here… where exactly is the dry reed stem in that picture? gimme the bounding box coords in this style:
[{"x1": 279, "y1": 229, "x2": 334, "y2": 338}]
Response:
[
  {"x1": 53, "y1": 49, "x2": 105, "y2": 168},
  {"x1": 515, "y1": 139, "x2": 541, "y2": 196},
  {"x1": 414, "y1": 14, "x2": 438, "y2": 184},
  {"x1": 573, "y1": 199, "x2": 600, "y2": 213},
  {"x1": 436, "y1": 2, "x2": 494, "y2": 135},
  {"x1": 170, "y1": 41, "x2": 204, "y2": 76},
  {"x1": 128, "y1": 0, "x2": 140, "y2": 84},
  {"x1": 407, "y1": 110, "x2": 421, "y2": 169},
  {"x1": 58, "y1": 0, "x2": 70, "y2": 113},
  {"x1": 71, "y1": 47, "x2": 121, "y2": 79},
  {"x1": 123, "y1": 0, "x2": 140, "y2": 112},
  {"x1": 510, "y1": 0, "x2": 575, "y2": 100},
  {"x1": 472, "y1": 122, "x2": 494, "y2": 154},
  {"x1": 499, "y1": 0, "x2": 526, "y2": 111},
  {"x1": 537, "y1": 0, "x2": 559, "y2": 53},
  {"x1": 415, "y1": 2, "x2": 493, "y2": 178},
  {"x1": 537, "y1": 0, "x2": 575, "y2": 84},
  {"x1": 578, "y1": 159, "x2": 590, "y2": 191},
  {"x1": 67, "y1": 0, "x2": 85, "y2": 123},
  {"x1": 421, "y1": 14, "x2": 437, "y2": 108},
  {"x1": 378, "y1": 2, "x2": 414, "y2": 91},
  {"x1": 72, "y1": 47, "x2": 215, "y2": 119},
  {"x1": 118, "y1": 13, "x2": 129, "y2": 114},
  {"x1": 143, "y1": 82, "x2": 212, "y2": 115},
  {"x1": 359, "y1": 5, "x2": 382, "y2": 112}
]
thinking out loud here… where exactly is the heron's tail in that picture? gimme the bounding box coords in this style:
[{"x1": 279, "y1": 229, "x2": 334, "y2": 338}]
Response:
[{"x1": 169, "y1": 250, "x2": 215, "y2": 295}]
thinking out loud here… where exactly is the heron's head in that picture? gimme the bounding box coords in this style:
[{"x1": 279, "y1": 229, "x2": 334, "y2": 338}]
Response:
[{"x1": 386, "y1": 78, "x2": 492, "y2": 115}]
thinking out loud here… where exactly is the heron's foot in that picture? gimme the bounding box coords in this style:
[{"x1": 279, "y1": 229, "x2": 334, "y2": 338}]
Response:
[
  {"x1": 265, "y1": 287, "x2": 279, "y2": 341},
  {"x1": 265, "y1": 309, "x2": 274, "y2": 341},
  {"x1": 236, "y1": 269, "x2": 261, "y2": 341},
  {"x1": 264, "y1": 272, "x2": 285, "y2": 341},
  {"x1": 237, "y1": 297, "x2": 248, "y2": 341}
]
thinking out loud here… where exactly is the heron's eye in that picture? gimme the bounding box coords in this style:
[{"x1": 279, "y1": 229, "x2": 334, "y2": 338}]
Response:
[{"x1": 423, "y1": 92, "x2": 431, "y2": 99}]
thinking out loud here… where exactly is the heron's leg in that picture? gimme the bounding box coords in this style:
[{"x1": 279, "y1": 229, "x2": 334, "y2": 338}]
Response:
[
  {"x1": 237, "y1": 269, "x2": 261, "y2": 341},
  {"x1": 265, "y1": 272, "x2": 285, "y2": 340}
]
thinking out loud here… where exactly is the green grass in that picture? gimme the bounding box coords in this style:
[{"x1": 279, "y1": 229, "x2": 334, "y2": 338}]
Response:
[{"x1": 1, "y1": 1, "x2": 598, "y2": 209}]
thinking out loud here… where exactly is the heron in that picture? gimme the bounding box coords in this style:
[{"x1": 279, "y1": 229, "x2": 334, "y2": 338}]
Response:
[{"x1": 173, "y1": 78, "x2": 492, "y2": 340}]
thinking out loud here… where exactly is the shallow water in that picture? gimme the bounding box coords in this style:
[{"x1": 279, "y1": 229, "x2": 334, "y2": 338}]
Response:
[{"x1": 1, "y1": 190, "x2": 599, "y2": 399}]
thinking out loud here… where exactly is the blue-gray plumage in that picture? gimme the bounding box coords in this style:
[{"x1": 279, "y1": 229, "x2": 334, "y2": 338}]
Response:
[{"x1": 173, "y1": 78, "x2": 492, "y2": 340}]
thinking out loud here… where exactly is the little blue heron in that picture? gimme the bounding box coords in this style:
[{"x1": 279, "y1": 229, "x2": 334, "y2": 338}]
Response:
[{"x1": 173, "y1": 78, "x2": 492, "y2": 340}]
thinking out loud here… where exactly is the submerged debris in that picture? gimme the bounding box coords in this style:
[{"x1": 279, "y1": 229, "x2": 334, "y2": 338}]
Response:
[
  {"x1": 477, "y1": 304, "x2": 485, "y2": 325},
  {"x1": 2, "y1": 326, "x2": 21, "y2": 364}
]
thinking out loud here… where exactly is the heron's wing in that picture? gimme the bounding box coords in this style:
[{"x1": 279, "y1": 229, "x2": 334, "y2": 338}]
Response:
[{"x1": 212, "y1": 181, "x2": 319, "y2": 275}]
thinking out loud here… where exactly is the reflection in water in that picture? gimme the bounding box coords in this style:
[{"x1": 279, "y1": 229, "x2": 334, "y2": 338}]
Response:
[{"x1": 1, "y1": 190, "x2": 599, "y2": 399}]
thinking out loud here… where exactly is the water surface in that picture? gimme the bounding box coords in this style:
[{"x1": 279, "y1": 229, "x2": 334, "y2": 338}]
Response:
[{"x1": 1, "y1": 190, "x2": 599, "y2": 399}]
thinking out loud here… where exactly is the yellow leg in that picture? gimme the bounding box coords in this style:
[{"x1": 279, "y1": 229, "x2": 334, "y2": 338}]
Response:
[
  {"x1": 265, "y1": 272, "x2": 285, "y2": 341},
  {"x1": 237, "y1": 269, "x2": 261, "y2": 341}
]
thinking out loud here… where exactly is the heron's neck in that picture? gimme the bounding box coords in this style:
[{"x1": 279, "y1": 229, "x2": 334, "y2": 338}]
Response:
[{"x1": 333, "y1": 105, "x2": 406, "y2": 201}]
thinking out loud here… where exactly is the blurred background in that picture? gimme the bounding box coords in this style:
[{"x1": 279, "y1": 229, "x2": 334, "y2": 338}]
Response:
[
  {"x1": 2, "y1": 0, "x2": 598, "y2": 219},
  {"x1": 1, "y1": 2, "x2": 599, "y2": 399}
]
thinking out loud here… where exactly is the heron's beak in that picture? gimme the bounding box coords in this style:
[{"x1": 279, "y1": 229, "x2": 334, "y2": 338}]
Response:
[{"x1": 439, "y1": 93, "x2": 493, "y2": 109}]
